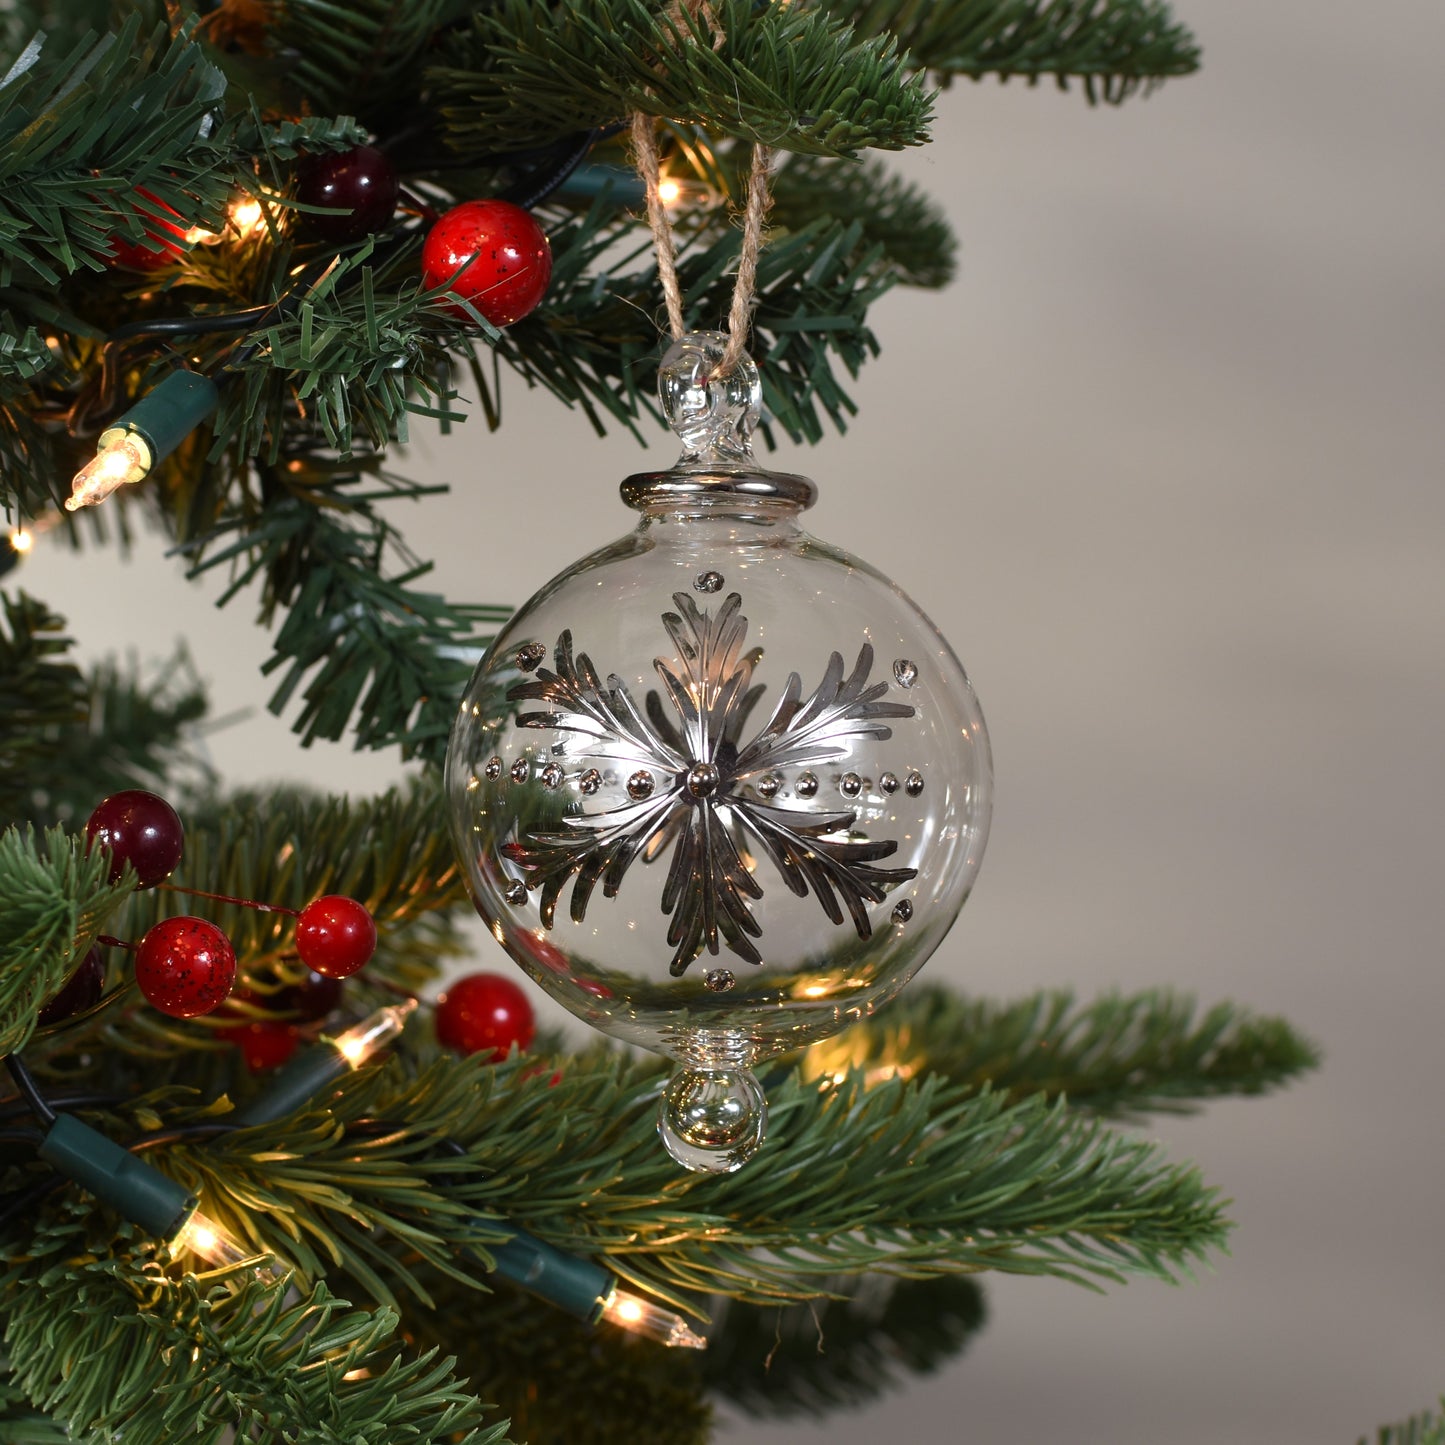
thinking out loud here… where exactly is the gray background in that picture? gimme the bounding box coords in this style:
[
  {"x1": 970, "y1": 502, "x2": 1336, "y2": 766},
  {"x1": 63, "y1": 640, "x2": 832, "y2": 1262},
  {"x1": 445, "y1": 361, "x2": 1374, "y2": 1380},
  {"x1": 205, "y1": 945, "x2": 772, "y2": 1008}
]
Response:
[{"x1": 22, "y1": 0, "x2": 1444, "y2": 1437}]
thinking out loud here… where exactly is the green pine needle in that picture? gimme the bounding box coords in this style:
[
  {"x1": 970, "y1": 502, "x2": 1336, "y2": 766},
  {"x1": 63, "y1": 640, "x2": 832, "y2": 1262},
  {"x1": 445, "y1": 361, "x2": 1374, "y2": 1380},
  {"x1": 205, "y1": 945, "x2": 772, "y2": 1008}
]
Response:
[
  {"x1": 0, "y1": 823, "x2": 133, "y2": 1056},
  {"x1": 434, "y1": 0, "x2": 934, "y2": 160},
  {"x1": 821, "y1": 983, "x2": 1320, "y2": 1120},
  {"x1": 1, "y1": 1205, "x2": 511, "y2": 1445},
  {"x1": 1361, "y1": 1401, "x2": 1445, "y2": 1445},
  {"x1": 849, "y1": 0, "x2": 1201, "y2": 102}
]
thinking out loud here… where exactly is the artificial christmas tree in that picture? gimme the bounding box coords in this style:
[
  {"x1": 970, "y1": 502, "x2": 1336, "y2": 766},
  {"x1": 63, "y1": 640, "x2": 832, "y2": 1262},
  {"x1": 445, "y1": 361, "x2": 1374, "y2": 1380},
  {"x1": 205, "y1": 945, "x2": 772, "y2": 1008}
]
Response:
[{"x1": 0, "y1": 3, "x2": 1325, "y2": 1441}]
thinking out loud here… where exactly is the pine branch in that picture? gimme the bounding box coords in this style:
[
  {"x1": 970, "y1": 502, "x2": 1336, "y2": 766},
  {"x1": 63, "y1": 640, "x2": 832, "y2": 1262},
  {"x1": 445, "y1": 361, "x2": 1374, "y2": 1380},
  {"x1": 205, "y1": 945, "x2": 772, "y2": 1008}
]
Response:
[
  {"x1": 1361, "y1": 1401, "x2": 1445, "y2": 1445},
  {"x1": 1, "y1": 1202, "x2": 511, "y2": 1445},
  {"x1": 434, "y1": 0, "x2": 934, "y2": 160},
  {"x1": 0, "y1": 591, "x2": 89, "y2": 817},
  {"x1": 703, "y1": 1274, "x2": 987, "y2": 1418},
  {"x1": 846, "y1": 0, "x2": 1201, "y2": 102},
  {"x1": 84, "y1": 1047, "x2": 1231, "y2": 1313},
  {"x1": 271, "y1": 0, "x2": 452, "y2": 118},
  {"x1": 177, "y1": 474, "x2": 507, "y2": 760},
  {"x1": 14, "y1": 649, "x2": 212, "y2": 831},
  {"x1": 398, "y1": 1269, "x2": 713, "y2": 1445},
  {"x1": 496, "y1": 201, "x2": 896, "y2": 445},
  {"x1": 770, "y1": 153, "x2": 958, "y2": 289},
  {"x1": 815, "y1": 984, "x2": 1320, "y2": 1121},
  {"x1": 0, "y1": 825, "x2": 133, "y2": 1057},
  {"x1": 201, "y1": 237, "x2": 466, "y2": 465},
  {"x1": 0, "y1": 20, "x2": 365, "y2": 286}
]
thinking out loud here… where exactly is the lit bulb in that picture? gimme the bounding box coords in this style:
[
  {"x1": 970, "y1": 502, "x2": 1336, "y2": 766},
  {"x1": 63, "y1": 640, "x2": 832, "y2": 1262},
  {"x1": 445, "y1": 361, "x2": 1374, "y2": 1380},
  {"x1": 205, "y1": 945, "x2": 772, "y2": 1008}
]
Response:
[
  {"x1": 657, "y1": 177, "x2": 682, "y2": 207},
  {"x1": 65, "y1": 429, "x2": 152, "y2": 511},
  {"x1": 600, "y1": 1286, "x2": 707, "y2": 1349},
  {"x1": 171, "y1": 1208, "x2": 272, "y2": 1274},
  {"x1": 331, "y1": 999, "x2": 416, "y2": 1067},
  {"x1": 9, "y1": 528, "x2": 32, "y2": 553},
  {"x1": 229, "y1": 197, "x2": 264, "y2": 236}
]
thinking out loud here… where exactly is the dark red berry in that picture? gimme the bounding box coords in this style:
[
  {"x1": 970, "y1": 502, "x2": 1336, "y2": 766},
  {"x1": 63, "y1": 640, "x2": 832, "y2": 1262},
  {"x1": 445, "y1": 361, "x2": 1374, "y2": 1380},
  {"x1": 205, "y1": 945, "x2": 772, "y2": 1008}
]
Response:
[
  {"x1": 297, "y1": 145, "x2": 399, "y2": 242},
  {"x1": 287, "y1": 968, "x2": 346, "y2": 1019},
  {"x1": 295, "y1": 895, "x2": 376, "y2": 979},
  {"x1": 421, "y1": 199, "x2": 551, "y2": 326},
  {"x1": 222, "y1": 1019, "x2": 301, "y2": 1071},
  {"x1": 135, "y1": 916, "x2": 236, "y2": 1018},
  {"x1": 86, "y1": 789, "x2": 185, "y2": 888},
  {"x1": 435, "y1": 972, "x2": 536, "y2": 1059},
  {"x1": 37, "y1": 946, "x2": 106, "y2": 1025}
]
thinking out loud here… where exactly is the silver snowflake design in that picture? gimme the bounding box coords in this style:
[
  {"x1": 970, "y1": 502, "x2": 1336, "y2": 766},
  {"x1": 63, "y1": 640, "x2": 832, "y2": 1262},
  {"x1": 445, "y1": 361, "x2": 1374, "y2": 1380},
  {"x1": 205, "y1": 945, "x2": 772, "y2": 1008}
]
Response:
[{"x1": 501, "y1": 590, "x2": 918, "y2": 975}]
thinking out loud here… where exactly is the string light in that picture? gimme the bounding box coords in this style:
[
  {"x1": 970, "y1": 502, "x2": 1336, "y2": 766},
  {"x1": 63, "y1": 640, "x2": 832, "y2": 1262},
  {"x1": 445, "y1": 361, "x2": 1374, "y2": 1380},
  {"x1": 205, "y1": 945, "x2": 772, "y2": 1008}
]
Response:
[
  {"x1": 36, "y1": 1113, "x2": 279, "y2": 1276},
  {"x1": 230, "y1": 1000, "x2": 417, "y2": 1128},
  {"x1": 229, "y1": 197, "x2": 265, "y2": 237},
  {"x1": 228, "y1": 1007, "x2": 706, "y2": 1347},
  {"x1": 65, "y1": 370, "x2": 219, "y2": 512},
  {"x1": 66, "y1": 430, "x2": 153, "y2": 511},
  {"x1": 171, "y1": 1206, "x2": 271, "y2": 1273},
  {"x1": 600, "y1": 1285, "x2": 706, "y2": 1348},
  {"x1": 332, "y1": 1000, "x2": 416, "y2": 1067},
  {"x1": 9, "y1": 527, "x2": 33, "y2": 553},
  {"x1": 657, "y1": 176, "x2": 682, "y2": 206}
]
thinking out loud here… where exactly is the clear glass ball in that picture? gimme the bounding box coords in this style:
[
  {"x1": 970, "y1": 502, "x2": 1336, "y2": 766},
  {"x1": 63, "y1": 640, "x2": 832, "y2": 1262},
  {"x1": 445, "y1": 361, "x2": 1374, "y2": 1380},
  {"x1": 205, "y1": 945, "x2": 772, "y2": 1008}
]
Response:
[{"x1": 445, "y1": 338, "x2": 992, "y2": 1173}]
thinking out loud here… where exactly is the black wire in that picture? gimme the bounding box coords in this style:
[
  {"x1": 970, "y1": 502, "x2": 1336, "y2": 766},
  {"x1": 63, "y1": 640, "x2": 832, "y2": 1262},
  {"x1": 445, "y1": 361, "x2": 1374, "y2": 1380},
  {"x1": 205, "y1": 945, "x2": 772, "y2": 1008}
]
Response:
[
  {"x1": 498, "y1": 127, "x2": 603, "y2": 210},
  {"x1": 0, "y1": 1092, "x2": 124, "y2": 1122},
  {"x1": 128, "y1": 1122, "x2": 239, "y2": 1152},
  {"x1": 3, "y1": 1056, "x2": 57, "y2": 1128}
]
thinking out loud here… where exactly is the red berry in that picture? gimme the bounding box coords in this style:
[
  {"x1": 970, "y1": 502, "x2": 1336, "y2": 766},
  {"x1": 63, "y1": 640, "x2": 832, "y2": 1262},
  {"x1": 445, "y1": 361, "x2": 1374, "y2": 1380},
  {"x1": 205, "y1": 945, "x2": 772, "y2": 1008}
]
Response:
[
  {"x1": 222, "y1": 1020, "x2": 301, "y2": 1071},
  {"x1": 297, "y1": 145, "x2": 399, "y2": 241},
  {"x1": 421, "y1": 199, "x2": 551, "y2": 326},
  {"x1": 38, "y1": 946, "x2": 106, "y2": 1025},
  {"x1": 295, "y1": 895, "x2": 376, "y2": 979},
  {"x1": 135, "y1": 916, "x2": 236, "y2": 1018},
  {"x1": 106, "y1": 189, "x2": 190, "y2": 269},
  {"x1": 86, "y1": 789, "x2": 184, "y2": 888},
  {"x1": 435, "y1": 972, "x2": 536, "y2": 1059}
]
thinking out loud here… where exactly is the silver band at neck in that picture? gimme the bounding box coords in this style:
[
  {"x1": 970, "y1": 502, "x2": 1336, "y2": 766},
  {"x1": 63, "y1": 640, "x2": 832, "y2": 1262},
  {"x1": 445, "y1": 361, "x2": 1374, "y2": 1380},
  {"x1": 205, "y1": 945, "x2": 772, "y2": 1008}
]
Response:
[{"x1": 620, "y1": 466, "x2": 817, "y2": 512}]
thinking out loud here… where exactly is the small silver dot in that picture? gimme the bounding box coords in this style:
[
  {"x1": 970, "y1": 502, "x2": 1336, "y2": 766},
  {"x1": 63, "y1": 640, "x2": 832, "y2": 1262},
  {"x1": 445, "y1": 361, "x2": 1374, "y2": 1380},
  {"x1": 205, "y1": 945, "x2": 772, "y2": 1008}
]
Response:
[
  {"x1": 484, "y1": 756, "x2": 503, "y2": 781},
  {"x1": 510, "y1": 758, "x2": 531, "y2": 784},
  {"x1": 893, "y1": 659, "x2": 919, "y2": 689},
  {"x1": 540, "y1": 762, "x2": 565, "y2": 790},
  {"x1": 517, "y1": 641, "x2": 547, "y2": 672},
  {"x1": 627, "y1": 770, "x2": 656, "y2": 800},
  {"x1": 879, "y1": 771, "x2": 899, "y2": 794},
  {"x1": 839, "y1": 772, "x2": 863, "y2": 798},
  {"x1": 904, "y1": 770, "x2": 924, "y2": 796},
  {"x1": 579, "y1": 767, "x2": 602, "y2": 795},
  {"x1": 704, "y1": 969, "x2": 735, "y2": 993},
  {"x1": 686, "y1": 761, "x2": 720, "y2": 798},
  {"x1": 795, "y1": 771, "x2": 818, "y2": 798},
  {"x1": 505, "y1": 880, "x2": 527, "y2": 906},
  {"x1": 757, "y1": 772, "x2": 782, "y2": 799},
  {"x1": 694, "y1": 571, "x2": 724, "y2": 594},
  {"x1": 892, "y1": 899, "x2": 914, "y2": 924}
]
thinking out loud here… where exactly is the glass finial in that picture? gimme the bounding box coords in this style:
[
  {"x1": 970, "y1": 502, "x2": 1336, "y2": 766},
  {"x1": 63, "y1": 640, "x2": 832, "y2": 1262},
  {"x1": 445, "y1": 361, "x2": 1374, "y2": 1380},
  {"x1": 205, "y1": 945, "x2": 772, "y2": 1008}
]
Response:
[{"x1": 658, "y1": 331, "x2": 760, "y2": 465}]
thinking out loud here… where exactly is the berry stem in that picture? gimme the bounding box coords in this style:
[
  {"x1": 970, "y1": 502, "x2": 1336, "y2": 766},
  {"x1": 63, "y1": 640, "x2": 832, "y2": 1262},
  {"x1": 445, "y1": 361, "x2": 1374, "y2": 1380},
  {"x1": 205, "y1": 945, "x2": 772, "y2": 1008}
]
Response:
[
  {"x1": 157, "y1": 884, "x2": 300, "y2": 918},
  {"x1": 97, "y1": 934, "x2": 137, "y2": 952}
]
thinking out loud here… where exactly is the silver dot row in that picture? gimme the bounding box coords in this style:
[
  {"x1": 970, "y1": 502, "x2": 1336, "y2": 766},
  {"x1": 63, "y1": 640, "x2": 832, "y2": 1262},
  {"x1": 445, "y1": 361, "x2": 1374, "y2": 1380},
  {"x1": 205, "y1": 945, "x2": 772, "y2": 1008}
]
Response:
[{"x1": 485, "y1": 757, "x2": 924, "y2": 800}]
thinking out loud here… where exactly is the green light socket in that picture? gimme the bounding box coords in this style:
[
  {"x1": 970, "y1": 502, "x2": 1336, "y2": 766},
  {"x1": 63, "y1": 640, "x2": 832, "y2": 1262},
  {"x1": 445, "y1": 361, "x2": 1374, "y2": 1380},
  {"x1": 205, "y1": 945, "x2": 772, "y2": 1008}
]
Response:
[
  {"x1": 230, "y1": 1044, "x2": 349, "y2": 1128},
  {"x1": 116, "y1": 370, "x2": 219, "y2": 463},
  {"x1": 39, "y1": 1114, "x2": 195, "y2": 1239},
  {"x1": 486, "y1": 1228, "x2": 613, "y2": 1323}
]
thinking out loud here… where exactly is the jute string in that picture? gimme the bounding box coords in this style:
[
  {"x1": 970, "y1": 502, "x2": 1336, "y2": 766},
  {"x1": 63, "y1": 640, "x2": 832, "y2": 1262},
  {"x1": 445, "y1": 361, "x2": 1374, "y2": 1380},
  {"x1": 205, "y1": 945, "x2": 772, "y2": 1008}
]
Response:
[{"x1": 630, "y1": 117, "x2": 774, "y2": 379}]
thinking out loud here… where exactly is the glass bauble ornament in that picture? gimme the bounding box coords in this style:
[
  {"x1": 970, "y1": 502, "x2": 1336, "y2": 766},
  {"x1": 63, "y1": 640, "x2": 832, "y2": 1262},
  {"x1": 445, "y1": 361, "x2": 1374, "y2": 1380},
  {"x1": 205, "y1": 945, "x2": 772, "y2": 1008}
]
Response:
[{"x1": 446, "y1": 332, "x2": 992, "y2": 1173}]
